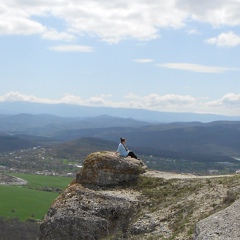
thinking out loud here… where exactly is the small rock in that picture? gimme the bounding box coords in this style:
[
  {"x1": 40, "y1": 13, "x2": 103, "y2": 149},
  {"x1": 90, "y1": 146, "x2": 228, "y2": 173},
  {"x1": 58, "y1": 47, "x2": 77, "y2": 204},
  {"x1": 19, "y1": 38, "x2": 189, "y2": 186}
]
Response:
[{"x1": 130, "y1": 214, "x2": 157, "y2": 235}]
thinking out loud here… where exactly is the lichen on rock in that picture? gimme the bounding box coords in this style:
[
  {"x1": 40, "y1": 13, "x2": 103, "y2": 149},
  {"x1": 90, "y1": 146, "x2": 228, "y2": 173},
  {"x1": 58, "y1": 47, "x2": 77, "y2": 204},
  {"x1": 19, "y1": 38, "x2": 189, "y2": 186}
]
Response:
[{"x1": 76, "y1": 151, "x2": 146, "y2": 186}]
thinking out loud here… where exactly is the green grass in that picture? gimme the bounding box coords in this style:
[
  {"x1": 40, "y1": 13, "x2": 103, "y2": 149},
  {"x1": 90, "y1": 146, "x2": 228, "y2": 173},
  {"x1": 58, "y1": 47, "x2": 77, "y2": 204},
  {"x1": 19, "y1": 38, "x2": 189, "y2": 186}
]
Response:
[
  {"x1": 0, "y1": 185, "x2": 58, "y2": 221},
  {"x1": 0, "y1": 174, "x2": 72, "y2": 221},
  {"x1": 9, "y1": 173, "x2": 72, "y2": 190}
]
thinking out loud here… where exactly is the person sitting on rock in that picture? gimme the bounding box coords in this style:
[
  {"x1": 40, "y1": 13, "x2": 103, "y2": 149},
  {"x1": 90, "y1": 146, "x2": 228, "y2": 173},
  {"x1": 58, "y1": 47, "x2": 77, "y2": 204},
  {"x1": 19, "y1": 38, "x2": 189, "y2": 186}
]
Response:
[{"x1": 116, "y1": 137, "x2": 141, "y2": 160}]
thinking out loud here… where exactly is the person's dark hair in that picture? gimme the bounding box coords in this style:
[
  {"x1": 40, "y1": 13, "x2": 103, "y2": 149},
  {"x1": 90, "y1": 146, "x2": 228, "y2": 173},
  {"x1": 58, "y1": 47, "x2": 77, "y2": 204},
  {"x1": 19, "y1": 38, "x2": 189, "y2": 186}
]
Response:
[{"x1": 120, "y1": 137, "x2": 125, "y2": 142}]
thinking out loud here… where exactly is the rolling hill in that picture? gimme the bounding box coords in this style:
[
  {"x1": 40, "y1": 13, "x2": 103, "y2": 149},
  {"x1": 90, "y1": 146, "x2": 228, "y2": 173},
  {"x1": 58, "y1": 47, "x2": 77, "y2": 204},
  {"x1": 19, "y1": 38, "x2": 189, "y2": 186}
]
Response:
[
  {"x1": 48, "y1": 137, "x2": 117, "y2": 160},
  {"x1": 0, "y1": 111, "x2": 239, "y2": 166},
  {"x1": 0, "y1": 135, "x2": 53, "y2": 153},
  {"x1": 0, "y1": 113, "x2": 149, "y2": 135},
  {"x1": 51, "y1": 121, "x2": 240, "y2": 163}
]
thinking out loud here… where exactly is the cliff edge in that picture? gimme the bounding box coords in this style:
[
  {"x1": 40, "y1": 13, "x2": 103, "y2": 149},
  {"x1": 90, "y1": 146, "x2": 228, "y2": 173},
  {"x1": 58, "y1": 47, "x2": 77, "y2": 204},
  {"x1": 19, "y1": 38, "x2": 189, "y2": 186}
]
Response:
[
  {"x1": 39, "y1": 152, "x2": 240, "y2": 240},
  {"x1": 39, "y1": 151, "x2": 147, "y2": 240}
]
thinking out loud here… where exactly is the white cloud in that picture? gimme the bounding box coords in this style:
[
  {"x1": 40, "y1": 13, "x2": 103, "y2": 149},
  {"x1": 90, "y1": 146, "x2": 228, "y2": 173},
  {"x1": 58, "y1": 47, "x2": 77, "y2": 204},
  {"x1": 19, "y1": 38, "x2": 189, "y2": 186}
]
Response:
[
  {"x1": 133, "y1": 59, "x2": 153, "y2": 63},
  {"x1": 0, "y1": 92, "x2": 55, "y2": 104},
  {"x1": 49, "y1": 44, "x2": 94, "y2": 52},
  {"x1": 0, "y1": 1, "x2": 187, "y2": 42},
  {"x1": 86, "y1": 97, "x2": 106, "y2": 105},
  {"x1": 42, "y1": 29, "x2": 75, "y2": 41},
  {"x1": 0, "y1": 16, "x2": 45, "y2": 35},
  {"x1": 58, "y1": 95, "x2": 84, "y2": 105},
  {"x1": 0, "y1": 92, "x2": 198, "y2": 112},
  {"x1": 208, "y1": 93, "x2": 240, "y2": 107},
  {"x1": 0, "y1": 4, "x2": 75, "y2": 41},
  {"x1": 1, "y1": 1, "x2": 240, "y2": 43},
  {"x1": 63, "y1": 0, "x2": 186, "y2": 43},
  {"x1": 177, "y1": 0, "x2": 240, "y2": 27},
  {"x1": 186, "y1": 28, "x2": 200, "y2": 35},
  {"x1": 207, "y1": 93, "x2": 240, "y2": 116},
  {"x1": 124, "y1": 93, "x2": 197, "y2": 110},
  {"x1": 0, "y1": 92, "x2": 108, "y2": 106},
  {"x1": 0, "y1": 91, "x2": 240, "y2": 116},
  {"x1": 156, "y1": 63, "x2": 239, "y2": 73},
  {"x1": 206, "y1": 31, "x2": 240, "y2": 47}
]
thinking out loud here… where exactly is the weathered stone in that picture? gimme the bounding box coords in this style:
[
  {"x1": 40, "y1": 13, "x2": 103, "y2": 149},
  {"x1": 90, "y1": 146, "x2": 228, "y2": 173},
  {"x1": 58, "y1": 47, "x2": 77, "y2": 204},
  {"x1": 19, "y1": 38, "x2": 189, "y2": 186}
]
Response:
[
  {"x1": 130, "y1": 213, "x2": 157, "y2": 234},
  {"x1": 194, "y1": 199, "x2": 240, "y2": 240},
  {"x1": 39, "y1": 151, "x2": 147, "y2": 240},
  {"x1": 39, "y1": 183, "x2": 140, "y2": 240},
  {"x1": 76, "y1": 151, "x2": 146, "y2": 186}
]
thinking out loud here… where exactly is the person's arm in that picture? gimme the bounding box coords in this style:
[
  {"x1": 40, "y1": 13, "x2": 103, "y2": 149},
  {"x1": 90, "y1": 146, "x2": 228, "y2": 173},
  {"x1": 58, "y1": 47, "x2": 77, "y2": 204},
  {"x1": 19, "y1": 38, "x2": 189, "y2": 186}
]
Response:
[{"x1": 116, "y1": 144, "x2": 120, "y2": 155}]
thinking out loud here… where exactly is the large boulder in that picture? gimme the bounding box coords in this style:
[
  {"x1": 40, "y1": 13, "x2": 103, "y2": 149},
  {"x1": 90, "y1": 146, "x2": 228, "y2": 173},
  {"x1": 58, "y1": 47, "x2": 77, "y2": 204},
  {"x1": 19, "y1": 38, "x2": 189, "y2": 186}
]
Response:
[
  {"x1": 194, "y1": 199, "x2": 240, "y2": 240},
  {"x1": 76, "y1": 151, "x2": 146, "y2": 186},
  {"x1": 39, "y1": 152, "x2": 147, "y2": 240},
  {"x1": 39, "y1": 183, "x2": 140, "y2": 240}
]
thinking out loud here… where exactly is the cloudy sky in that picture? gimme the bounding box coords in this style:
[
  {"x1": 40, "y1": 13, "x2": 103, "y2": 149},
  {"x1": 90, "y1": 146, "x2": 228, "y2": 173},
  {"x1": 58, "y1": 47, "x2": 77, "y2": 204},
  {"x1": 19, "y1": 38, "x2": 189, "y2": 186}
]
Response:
[{"x1": 1, "y1": 0, "x2": 240, "y2": 116}]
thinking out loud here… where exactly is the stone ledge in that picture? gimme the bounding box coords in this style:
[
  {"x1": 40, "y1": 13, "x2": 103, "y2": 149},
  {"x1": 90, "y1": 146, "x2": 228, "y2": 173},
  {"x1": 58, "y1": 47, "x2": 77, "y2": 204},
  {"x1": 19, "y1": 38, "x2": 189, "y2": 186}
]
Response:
[{"x1": 76, "y1": 151, "x2": 146, "y2": 186}]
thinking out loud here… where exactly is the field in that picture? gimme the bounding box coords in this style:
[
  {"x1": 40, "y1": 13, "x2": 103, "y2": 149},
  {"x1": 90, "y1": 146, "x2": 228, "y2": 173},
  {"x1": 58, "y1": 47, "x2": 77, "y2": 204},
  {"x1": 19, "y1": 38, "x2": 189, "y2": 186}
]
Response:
[{"x1": 0, "y1": 174, "x2": 72, "y2": 221}]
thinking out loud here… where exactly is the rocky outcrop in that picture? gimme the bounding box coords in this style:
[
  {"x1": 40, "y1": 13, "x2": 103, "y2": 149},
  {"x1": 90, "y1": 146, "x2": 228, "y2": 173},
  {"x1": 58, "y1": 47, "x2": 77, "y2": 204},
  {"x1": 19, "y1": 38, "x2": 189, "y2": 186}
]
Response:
[
  {"x1": 39, "y1": 183, "x2": 140, "y2": 240},
  {"x1": 39, "y1": 152, "x2": 147, "y2": 240},
  {"x1": 194, "y1": 199, "x2": 240, "y2": 240},
  {"x1": 76, "y1": 151, "x2": 146, "y2": 186}
]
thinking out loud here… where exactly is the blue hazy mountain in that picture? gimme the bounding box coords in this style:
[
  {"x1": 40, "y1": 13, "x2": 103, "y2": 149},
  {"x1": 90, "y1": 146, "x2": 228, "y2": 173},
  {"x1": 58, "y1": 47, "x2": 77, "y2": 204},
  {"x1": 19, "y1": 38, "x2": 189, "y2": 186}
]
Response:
[
  {"x1": 0, "y1": 101, "x2": 239, "y2": 122},
  {"x1": 0, "y1": 113, "x2": 150, "y2": 135}
]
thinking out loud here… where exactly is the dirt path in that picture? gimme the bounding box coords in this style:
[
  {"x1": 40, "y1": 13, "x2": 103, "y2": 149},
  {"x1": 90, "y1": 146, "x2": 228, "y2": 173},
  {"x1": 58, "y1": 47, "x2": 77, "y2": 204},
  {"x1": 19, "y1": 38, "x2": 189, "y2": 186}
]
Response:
[{"x1": 142, "y1": 170, "x2": 235, "y2": 180}]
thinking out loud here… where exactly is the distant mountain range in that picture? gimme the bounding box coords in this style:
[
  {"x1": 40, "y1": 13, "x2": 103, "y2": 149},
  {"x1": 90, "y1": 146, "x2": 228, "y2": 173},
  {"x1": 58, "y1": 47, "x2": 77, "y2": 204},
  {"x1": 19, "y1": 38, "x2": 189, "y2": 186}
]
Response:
[
  {"x1": 0, "y1": 112, "x2": 239, "y2": 165},
  {"x1": 0, "y1": 101, "x2": 239, "y2": 122},
  {"x1": 0, "y1": 113, "x2": 149, "y2": 135},
  {"x1": 50, "y1": 121, "x2": 240, "y2": 162},
  {"x1": 0, "y1": 104, "x2": 239, "y2": 165}
]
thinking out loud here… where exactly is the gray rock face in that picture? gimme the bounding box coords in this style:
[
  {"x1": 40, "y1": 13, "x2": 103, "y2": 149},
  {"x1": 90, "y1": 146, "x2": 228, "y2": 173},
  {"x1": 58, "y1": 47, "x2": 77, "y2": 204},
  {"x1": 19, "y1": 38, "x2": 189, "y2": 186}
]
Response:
[
  {"x1": 130, "y1": 213, "x2": 157, "y2": 234},
  {"x1": 39, "y1": 183, "x2": 140, "y2": 240},
  {"x1": 194, "y1": 199, "x2": 240, "y2": 240},
  {"x1": 76, "y1": 151, "x2": 146, "y2": 186},
  {"x1": 39, "y1": 151, "x2": 147, "y2": 240}
]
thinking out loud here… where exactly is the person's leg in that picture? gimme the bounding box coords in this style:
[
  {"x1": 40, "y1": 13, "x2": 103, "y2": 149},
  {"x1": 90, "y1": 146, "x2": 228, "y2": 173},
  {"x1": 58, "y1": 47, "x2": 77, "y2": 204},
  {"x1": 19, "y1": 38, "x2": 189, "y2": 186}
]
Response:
[{"x1": 128, "y1": 151, "x2": 138, "y2": 159}]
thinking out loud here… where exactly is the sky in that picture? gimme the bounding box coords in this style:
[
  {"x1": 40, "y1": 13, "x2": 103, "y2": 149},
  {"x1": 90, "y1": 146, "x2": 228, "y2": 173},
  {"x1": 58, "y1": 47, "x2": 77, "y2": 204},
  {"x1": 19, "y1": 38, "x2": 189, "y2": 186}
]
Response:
[{"x1": 0, "y1": 0, "x2": 240, "y2": 116}]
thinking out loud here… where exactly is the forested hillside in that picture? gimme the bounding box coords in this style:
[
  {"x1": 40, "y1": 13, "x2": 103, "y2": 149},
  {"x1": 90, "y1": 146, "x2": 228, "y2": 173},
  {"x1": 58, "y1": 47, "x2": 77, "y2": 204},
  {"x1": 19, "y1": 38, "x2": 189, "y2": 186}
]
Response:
[{"x1": 0, "y1": 114, "x2": 239, "y2": 175}]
